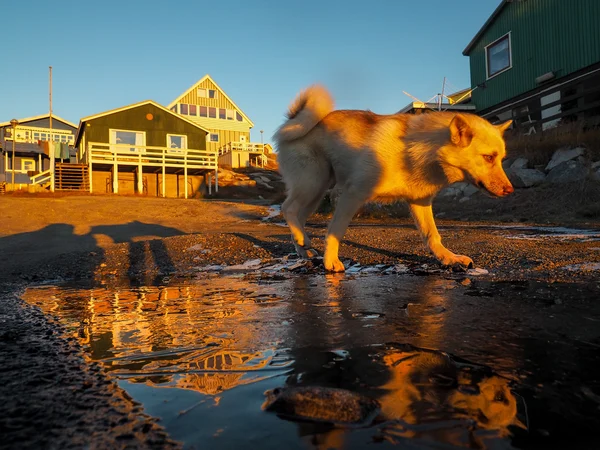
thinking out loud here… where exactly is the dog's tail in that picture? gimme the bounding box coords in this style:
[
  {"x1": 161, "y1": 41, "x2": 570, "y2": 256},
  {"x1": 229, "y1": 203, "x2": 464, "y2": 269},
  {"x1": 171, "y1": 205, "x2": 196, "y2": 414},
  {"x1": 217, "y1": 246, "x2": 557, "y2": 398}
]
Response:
[{"x1": 273, "y1": 85, "x2": 334, "y2": 144}]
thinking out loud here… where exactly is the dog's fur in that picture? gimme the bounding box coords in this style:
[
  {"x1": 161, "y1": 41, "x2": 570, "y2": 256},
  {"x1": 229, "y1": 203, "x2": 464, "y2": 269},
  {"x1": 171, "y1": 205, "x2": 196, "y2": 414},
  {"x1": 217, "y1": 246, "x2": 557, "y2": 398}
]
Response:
[{"x1": 274, "y1": 85, "x2": 513, "y2": 272}]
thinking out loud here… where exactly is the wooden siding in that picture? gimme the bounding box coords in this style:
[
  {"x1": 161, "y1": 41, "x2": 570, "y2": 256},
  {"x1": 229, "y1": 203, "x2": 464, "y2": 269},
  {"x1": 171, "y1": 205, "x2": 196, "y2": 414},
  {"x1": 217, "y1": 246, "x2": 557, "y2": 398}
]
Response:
[
  {"x1": 175, "y1": 77, "x2": 253, "y2": 131},
  {"x1": 205, "y1": 129, "x2": 250, "y2": 154},
  {"x1": 180, "y1": 78, "x2": 239, "y2": 111},
  {"x1": 184, "y1": 116, "x2": 251, "y2": 133},
  {"x1": 80, "y1": 103, "x2": 207, "y2": 150},
  {"x1": 468, "y1": 0, "x2": 600, "y2": 111}
]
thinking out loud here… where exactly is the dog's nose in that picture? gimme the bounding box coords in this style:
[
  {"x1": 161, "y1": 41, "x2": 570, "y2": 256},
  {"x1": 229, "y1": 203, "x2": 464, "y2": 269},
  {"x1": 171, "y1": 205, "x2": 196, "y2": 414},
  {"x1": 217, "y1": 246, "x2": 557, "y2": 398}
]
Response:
[{"x1": 503, "y1": 185, "x2": 514, "y2": 195}]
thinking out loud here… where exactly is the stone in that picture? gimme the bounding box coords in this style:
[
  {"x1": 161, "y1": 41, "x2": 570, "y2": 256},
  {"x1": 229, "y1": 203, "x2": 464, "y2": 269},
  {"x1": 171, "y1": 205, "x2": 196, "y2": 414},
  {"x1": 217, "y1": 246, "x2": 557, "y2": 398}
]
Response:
[
  {"x1": 510, "y1": 169, "x2": 546, "y2": 188},
  {"x1": 545, "y1": 147, "x2": 585, "y2": 172},
  {"x1": 510, "y1": 158, "x2": 529, "y2": 170},
  {"x1": 591, "y1": 160, "x2": 600, "y2": 170},
  {"x1": 545, "y1": 160, "x2": 588, "y2": 184},
  {"x1": 462, "y1": 184, "x2": 479, "y2": 197}
]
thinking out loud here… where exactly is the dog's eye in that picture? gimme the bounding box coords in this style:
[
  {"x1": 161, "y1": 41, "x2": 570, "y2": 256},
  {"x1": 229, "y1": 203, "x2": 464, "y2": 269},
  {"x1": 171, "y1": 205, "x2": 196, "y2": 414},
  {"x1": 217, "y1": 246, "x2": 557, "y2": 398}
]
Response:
[{"x1": 483, "y1": 155, "x2": 494, "y2": 163}]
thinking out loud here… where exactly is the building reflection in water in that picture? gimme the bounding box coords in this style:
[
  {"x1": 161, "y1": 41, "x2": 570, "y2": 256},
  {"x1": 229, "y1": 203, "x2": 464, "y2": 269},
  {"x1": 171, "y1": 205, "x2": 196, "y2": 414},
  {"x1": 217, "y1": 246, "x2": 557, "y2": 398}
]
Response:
[{"x1": 22, "y1": 273, "x2": 525, "y2": 449}]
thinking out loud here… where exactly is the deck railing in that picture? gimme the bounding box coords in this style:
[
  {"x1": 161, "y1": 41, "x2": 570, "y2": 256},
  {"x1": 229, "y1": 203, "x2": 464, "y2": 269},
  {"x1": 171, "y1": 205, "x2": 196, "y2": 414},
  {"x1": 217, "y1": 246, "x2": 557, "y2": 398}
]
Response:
[
  {"x1": 83, "y1": 142, "x2": 218, "y2": 169},
  {"x1": 83, "y1": 142, "x2": 218, "y2": 198},
  {"x1": 5, "y1": 126, "x2": 75, "y2": 144},
  {"x1": 218, "y1": 142, "x2": 265, "y2": 156}
]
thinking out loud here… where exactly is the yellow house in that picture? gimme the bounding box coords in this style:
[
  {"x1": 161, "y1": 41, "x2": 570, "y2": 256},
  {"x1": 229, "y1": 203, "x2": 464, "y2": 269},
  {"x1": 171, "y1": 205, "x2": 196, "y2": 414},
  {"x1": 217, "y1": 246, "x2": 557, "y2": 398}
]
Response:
[{"x1": 168, "y1": 74, "x2": 266, "y2": 168}]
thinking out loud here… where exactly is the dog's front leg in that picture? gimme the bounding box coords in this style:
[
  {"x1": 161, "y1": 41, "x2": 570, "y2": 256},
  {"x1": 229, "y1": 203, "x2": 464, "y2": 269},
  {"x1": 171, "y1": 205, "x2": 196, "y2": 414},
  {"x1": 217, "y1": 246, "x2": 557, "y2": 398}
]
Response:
[{"x1": 409, "y1": 201, "x2": 473, "y2": 269}]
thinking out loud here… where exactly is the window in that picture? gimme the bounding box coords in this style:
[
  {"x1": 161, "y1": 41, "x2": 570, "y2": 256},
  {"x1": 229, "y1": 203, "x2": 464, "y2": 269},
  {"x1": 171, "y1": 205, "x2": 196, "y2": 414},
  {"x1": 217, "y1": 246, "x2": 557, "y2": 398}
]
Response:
[
  {"x1": 109, "y1": 129, "x2": 145, "y2": 152},
  {"x1": 208, "y1": 89, "x2": 217, "y2": 99},
  {"x1": 209, "y1": 107, "x2": 217, "y2": 118},
  {"x1": 22, "y1": 159, "x2": 35, "y2": 172},
  {"x1": 236, "y1": 111, "x2": 243, "y2": 121},
  {"x1": 226, "y1": 109, "x2": 234, "y2": 120},
  {"x1": 198, "y1": 88, "x2": 207, "y2": 97},
  {"x1": 189, "y1": 105, "x2": 197, "y2": 116},
  {"x1": 209, "y1": 133, "x2": 219, "y2": 142},
  {"x1": 219, "y1": 108, "x2": 226, "y2": 119},
  {"x1": 199, "y1": 106, "x2": 208, "y2": 117},
  {"x1": 167, "y1": 134, "x2": 187, "y2": 152},
  {"x1": 486, "y1": 33, "x2": 511, "y2": 78},
  {"x1": 180, "y1": 104, "x2": 189, "y2": 115}
]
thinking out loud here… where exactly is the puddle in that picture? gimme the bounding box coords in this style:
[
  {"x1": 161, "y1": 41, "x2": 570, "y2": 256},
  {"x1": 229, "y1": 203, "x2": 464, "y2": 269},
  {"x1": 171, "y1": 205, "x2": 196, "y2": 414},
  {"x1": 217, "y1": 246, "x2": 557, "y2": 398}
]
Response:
[
  {"x1": 22, "y1": 274, "x2": 600, "y2": 449},
  {"x1": 489, "y1": 225, "x2": 600, "y2": 242}
]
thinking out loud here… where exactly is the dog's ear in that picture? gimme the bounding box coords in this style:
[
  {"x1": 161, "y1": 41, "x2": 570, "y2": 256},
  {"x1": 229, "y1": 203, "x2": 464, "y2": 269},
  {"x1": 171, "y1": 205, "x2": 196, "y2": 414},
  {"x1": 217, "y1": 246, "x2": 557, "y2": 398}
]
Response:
[
  {"x1": 449, "y1": 114, "x2": 473, "y2": 148},
  {"x1": 496, "y1": 120, "x2": 513, "y2": 133}
]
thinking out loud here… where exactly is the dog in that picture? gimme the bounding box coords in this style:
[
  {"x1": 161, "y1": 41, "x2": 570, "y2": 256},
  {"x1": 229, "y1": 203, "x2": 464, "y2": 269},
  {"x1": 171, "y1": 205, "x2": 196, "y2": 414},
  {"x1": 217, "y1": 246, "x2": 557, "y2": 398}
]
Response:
[{"x1": 274, "y1": 85, "x2": 513, "y2": 272}]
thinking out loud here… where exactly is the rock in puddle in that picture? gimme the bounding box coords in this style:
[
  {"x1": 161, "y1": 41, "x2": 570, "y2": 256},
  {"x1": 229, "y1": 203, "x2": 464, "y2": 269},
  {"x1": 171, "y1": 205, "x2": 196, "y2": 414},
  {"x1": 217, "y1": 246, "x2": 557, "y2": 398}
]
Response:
[{"x1": 262, "y1": 386, "x2": 380, "y2": 426}]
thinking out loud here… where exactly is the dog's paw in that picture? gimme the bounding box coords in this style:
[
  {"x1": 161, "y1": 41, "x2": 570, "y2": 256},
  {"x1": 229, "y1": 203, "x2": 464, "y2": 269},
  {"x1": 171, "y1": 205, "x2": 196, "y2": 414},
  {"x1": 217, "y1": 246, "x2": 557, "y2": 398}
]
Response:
[
  {"x1": 295, "y1": 245, "x2": 319, "y2": 259},
  {"x1": 305, "y1": 248, "x2": 319, "y2": 258},
  {"x1": 438, "y1": 252, "x2": 473, "y2": 270},
  {"x1": 324, "y1": 257, "x2": 346, "y2": 272}
]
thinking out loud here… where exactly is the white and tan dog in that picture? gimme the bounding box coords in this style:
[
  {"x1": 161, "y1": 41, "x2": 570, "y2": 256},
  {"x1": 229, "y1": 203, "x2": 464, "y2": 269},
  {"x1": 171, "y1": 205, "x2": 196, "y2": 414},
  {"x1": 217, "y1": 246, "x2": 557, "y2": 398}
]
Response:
[{"x1": 274, "y1": 85, "x2": 513, "y2": 272}]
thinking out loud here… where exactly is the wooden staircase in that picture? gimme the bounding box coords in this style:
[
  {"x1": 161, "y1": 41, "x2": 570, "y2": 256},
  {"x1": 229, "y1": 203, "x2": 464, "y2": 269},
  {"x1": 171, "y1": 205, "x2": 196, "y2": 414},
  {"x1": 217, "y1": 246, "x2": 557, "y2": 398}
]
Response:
[{"x1": 55, "y1": 163, "x2": 90, "y2": 191}]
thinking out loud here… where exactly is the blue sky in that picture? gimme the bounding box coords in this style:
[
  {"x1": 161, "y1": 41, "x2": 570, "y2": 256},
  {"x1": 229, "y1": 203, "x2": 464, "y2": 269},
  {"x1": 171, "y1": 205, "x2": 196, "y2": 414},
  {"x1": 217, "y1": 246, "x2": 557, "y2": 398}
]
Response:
[{"x1": 3, "y1": 0, "x2": 500, "y2": 143}]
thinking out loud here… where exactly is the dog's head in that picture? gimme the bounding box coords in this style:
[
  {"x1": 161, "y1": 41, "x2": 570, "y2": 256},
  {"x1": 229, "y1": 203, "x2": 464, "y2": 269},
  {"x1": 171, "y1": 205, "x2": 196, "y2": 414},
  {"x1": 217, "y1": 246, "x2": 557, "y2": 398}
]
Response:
[{"x1": 444, "y1": 114, "x2": 514, "y2": 198}]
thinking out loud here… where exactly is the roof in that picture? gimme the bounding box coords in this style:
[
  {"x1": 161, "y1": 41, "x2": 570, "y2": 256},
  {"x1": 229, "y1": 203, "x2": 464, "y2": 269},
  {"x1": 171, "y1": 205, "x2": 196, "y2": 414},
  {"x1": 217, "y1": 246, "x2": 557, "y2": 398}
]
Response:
[
  {"x1": 74, "y1": 100, "x2": 210, "y2": 147},
  {"x1": 167, "y1": 74, "x2": 255, "y2": 127},
  {"x1": 463, "y1": 0, "x2": 508, "y2": 55},
  {"x1": 397, "y1": 102, "x2": 476, "y2": 114},
  {"x1": 0, "y1": 140, "x2": 47, "y2": 155},
  {"x1": 0, "y1": 114, "x2": 77, "y2": 129}
]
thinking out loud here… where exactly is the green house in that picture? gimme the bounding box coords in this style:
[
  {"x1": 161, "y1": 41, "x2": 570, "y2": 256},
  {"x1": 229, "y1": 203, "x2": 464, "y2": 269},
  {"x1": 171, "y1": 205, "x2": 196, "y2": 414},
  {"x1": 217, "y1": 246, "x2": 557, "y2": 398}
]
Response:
[
  {"x1": 463, "y1": 0, "x2": 600, "y2": 133},
  {"x1": 75, "y1": 100, "x2": 217, "y2": 198}
]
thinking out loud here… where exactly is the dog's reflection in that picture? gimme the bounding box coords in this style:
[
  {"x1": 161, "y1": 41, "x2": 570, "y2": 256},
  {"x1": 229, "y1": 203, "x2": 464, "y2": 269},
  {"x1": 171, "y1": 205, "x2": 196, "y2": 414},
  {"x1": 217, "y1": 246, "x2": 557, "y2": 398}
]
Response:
[{"x1": 378, "y1": 347, "x2": 525, "y2": 445}]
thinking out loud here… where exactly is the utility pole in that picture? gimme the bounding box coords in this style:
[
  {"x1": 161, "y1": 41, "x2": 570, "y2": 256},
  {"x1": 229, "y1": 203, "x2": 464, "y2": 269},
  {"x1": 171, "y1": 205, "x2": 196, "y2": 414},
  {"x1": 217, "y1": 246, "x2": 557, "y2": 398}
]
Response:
[{"x1": 49, "y1": 66, "x2": 55, "y2": 192}]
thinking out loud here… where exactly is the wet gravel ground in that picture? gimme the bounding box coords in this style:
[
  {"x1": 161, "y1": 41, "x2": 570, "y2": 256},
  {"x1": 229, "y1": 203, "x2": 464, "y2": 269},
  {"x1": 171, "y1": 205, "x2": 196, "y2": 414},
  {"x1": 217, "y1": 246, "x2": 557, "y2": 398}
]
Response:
[{"x1": 1, "y1": 197, "x2": 599, "y2": 449}]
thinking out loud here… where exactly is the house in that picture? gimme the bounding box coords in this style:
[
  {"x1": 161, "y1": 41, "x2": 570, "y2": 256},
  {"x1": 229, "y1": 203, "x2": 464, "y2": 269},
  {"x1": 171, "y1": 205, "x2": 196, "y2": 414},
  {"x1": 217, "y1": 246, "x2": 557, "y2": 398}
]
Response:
[
  {"x1": 398, "y1": 88, "x2": 476, "y2": 114},
  {"x1": 168, "y1": 74, "x2": 267, "y2": 168},
  {"x1": 74, "y1": 100, "x2": 217, "y2": 198},
  {"x1": 0, "y1": 114, "x2": 77, "y2": 191},
  {"x1": 463, "y1": 0, "x2": 600, "y2": 133}
]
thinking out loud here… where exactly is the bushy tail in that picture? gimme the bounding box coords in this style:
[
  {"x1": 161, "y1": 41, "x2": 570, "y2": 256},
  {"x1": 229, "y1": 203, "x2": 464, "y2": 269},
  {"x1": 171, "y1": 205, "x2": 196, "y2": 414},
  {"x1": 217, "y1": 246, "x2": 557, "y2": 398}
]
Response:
[{"x1": 273, "y1": 85, "x2": 334, "y2": 144}]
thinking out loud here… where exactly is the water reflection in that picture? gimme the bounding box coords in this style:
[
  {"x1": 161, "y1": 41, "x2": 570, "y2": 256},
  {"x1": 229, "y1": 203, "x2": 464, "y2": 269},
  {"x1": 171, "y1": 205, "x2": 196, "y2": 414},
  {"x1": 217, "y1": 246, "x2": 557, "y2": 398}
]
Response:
[{"x1": 21, "y1": 274, "x2": 600, "y2": 449}]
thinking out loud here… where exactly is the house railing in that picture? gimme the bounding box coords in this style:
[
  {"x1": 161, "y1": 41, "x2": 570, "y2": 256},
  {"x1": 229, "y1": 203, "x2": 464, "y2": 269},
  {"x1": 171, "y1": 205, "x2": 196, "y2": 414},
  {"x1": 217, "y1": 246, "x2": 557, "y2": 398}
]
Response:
[
  {"x1": 4, "y1": 126, "x2": 75, "y2": 144},
  {"x1": 30, "y1": 169, "x2": 52, "y2": 186},
  {"x1": 83, "y1": 142, "x2": 218, "y2": 169},
  {"x1": 83, "y1": 142, "x2": 219, "y2": 198},
  {"x1": 218, "y1": 142, "x2": 265, "y2": 156}
]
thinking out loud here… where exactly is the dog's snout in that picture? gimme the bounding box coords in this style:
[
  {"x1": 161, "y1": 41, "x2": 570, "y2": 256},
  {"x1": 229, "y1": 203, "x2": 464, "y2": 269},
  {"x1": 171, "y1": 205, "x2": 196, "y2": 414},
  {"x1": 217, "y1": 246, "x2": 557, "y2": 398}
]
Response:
[{"x1": 503, "y1": 185, "x2": 514, "y2": 196}]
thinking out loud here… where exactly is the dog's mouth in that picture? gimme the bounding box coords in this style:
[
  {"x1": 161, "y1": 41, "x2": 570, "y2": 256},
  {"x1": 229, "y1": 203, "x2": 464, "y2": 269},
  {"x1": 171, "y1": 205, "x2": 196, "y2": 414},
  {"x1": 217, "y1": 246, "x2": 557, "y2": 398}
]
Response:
[{"x1": 475, "y1": 180, "x2": 505, "y2": 198}]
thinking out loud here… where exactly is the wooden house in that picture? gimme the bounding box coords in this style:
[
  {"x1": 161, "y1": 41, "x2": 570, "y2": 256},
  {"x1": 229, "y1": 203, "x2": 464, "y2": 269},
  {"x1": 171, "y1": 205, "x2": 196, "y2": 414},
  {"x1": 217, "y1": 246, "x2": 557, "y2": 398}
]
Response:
[
  {"x1": 0, "y1": 114, "x2": 77, "y2": 191},
  {"x1": 168, "y1": 75, "x2": 267, "y2": 168},
  {"x1": 463, "y1": 0, "x2": 600, "y2": 133},
  {"x1": 74, "y1": 100, "x2": 217, "y2": 198}
]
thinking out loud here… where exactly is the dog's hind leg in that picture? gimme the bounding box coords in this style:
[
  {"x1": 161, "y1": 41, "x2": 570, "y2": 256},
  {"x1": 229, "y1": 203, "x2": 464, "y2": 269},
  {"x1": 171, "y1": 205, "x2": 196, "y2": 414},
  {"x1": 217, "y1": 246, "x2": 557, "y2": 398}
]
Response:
[
  {"x1": 282, "y1": 189, "x2": 323, "y2": 258},
  {"x1": 323, "y1": 189, "x2": 370, "y2": 272}
]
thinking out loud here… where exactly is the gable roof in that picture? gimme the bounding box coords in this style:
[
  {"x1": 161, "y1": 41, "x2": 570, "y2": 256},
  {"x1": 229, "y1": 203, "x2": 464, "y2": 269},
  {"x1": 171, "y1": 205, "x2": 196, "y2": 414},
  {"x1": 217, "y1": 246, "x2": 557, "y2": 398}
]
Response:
[
  {"x1": 167, "y1": 74, "x2": 255, "y2": 127},
  {"x1": 463, "y1": 0, "x2": 508, "y2": 55},
  {"x1": 74, "y1": 99, "x2": 210, "y2": 147},
  {"x1": 0, "y1": 113, "x2": 77, "y2": 129}
]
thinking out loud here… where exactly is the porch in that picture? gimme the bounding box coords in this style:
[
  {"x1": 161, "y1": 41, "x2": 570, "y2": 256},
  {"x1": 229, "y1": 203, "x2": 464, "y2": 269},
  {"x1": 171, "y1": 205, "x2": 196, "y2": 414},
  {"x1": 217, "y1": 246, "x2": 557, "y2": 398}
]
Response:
[
  {"x1": 218, "y1": 142, "x2": 267, "y2": 168},
  {"x1": 81, "y1": 142, "x2": 219, "y2": 198}
]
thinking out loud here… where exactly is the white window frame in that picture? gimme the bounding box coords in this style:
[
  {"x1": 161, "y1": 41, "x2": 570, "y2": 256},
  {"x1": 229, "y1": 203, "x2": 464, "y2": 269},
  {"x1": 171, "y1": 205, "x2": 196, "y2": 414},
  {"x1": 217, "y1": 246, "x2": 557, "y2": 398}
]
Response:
[
  {"x1": 166, "y1": 134, "x2": 188, "y2": 153},
  {"x1": 208, "y1": 89, "x2": 218, "y2": 99},
  {"x1": 21, "y1": 158, "x2": 36, "y2": 173},
  {"x1": 109, "y1": 129, "x2": 146, "y2": 153},
  {"x1": 198, "y1": 88, "x2": 207, "y2": 98},
  {"x1": 485, "y1": 32, "x2": 512, "y2": 80}
]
